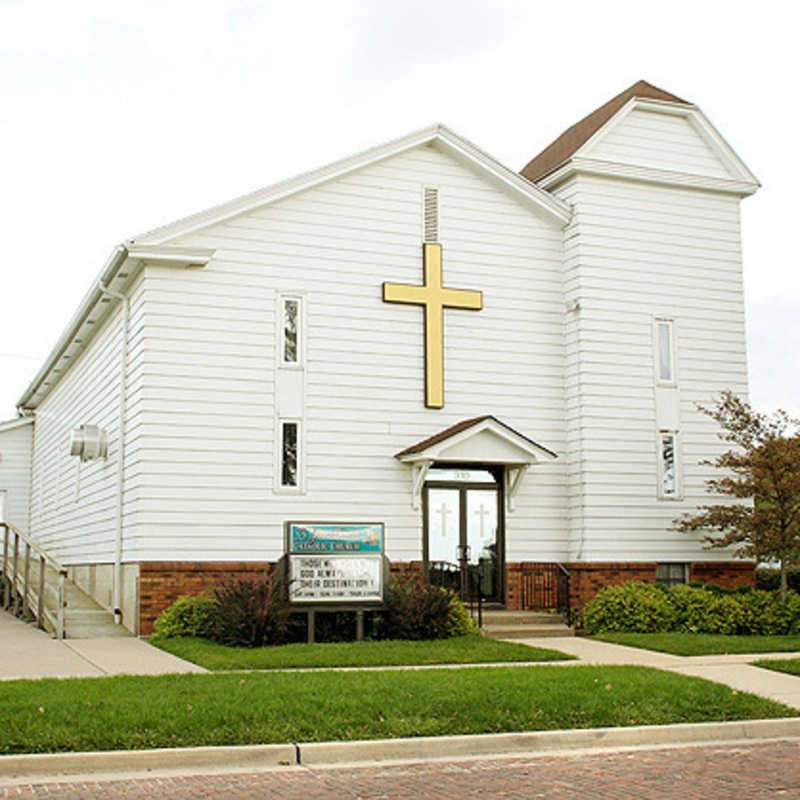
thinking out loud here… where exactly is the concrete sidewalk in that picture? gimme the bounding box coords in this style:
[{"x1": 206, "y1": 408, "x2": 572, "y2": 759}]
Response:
[
  {"x1": 0, "y1": 610, "x2": 206, "y2": 680},
  {"x1": 513, "y1": 636, "x2": 800, "y2": 710}
]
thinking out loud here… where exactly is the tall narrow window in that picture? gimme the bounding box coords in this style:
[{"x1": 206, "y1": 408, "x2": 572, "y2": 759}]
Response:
[
  {"x1": 658, "y1": 431, "x2": 681, "y2": 498},
  {"x1": 281, "y1": 422, "x2": 299, "y2": 488},
  {"x1": 423, "y1": 187, "x2": 438, "y2": 243},
  {"x1": 0, "y1": 490, "x2": 6, "y2": 523},
  {"x1": 656, "y1": 320, "x2": 674, "y2": 383},
  {"x1": 283, "y1": 298, "x2": 300, "y2": 364}
]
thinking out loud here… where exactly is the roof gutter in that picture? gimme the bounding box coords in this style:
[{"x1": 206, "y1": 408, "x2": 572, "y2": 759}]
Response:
[{"x1": 16, "y1": 245, "x2": 129, "y2": 411}]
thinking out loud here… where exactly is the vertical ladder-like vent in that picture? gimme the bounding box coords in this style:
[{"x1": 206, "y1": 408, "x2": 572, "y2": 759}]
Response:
[{"x1": 423, "y1": 187, "x2": 439, "y2": 243}]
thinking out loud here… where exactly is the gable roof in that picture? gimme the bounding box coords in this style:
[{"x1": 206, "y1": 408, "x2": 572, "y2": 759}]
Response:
[
  {"x1": 395, "y1": 415, "x2": 558, "y2": 462},
  {"x1": 520, "y1": 80, "x2": 691, "y2": 183},
  {"x1": 0, "y1": 416, "x2": 34, "y2": 433},
  {"x1": 133, "y1": 124, "x2": 571, "y2": 247}
]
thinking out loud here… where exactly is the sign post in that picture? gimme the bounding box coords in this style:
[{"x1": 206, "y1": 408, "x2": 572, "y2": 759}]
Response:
[{"x1": 285, "y1": 522, "x2": 385, "y2": 642}]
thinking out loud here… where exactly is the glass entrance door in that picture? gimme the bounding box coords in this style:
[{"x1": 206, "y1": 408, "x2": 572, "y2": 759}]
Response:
[{"x1": 424, "y1": 468, "x2": 502, "y2": 602}]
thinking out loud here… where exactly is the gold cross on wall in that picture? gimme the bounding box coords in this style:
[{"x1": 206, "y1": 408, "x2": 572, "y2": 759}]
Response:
[{"x1": 383, "y1": 244, "x2": 482, "y2": 409}]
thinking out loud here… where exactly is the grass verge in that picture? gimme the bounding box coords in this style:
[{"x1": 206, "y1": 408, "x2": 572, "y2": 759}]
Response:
[
  {"x1": 151, "y1": 635, "x2": 573, "y2": 670},
  {"x1": 0, "y1": 666, "x2": 794, "y2": 754},
  {"x1": 752, "y1": 659, "x2": 800, "y2": 677},
  {"x1": 591, "y1": 632, "x2": 800, "y2": 656}
]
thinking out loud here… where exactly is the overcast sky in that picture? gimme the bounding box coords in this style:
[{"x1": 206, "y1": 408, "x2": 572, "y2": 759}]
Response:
[{"x1": 1, "y1": 0, "x2": 798, "y2": 419}]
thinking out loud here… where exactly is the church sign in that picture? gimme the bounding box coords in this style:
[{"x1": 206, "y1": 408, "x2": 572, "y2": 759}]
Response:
[{"x1": 286, "y1": 522, "x2": 384, "y2": 603}]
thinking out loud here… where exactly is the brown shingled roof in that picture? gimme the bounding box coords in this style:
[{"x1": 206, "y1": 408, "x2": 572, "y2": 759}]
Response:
[
  {"x1": 520, "y1": 80, "x2": 691, "y2": 183},
  {"x1": 396, "y1": 416, "x2": 492, "y2": 457},
  {"x1": 395, "y1": 415, "x2": 557, "y2": 459}
]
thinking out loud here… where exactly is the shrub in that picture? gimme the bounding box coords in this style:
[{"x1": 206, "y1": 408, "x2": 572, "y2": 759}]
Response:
[
  {"x1": 447, "y1": 596, "x2": 481, "y2": 637},
  {"x1": 210, "y1": 572, "x2": 292, "y2": 648},
  {"x1": 152, "y1": 594, "x2": 219, "y2": 640},
  {"x1": 670, "y1": 585, "x2": 741, "y2": 635},
  {"x1": 376, "y1": 577, "x2": 473, "y2": 640},
  {"x1": 735, "y1": 590, "x2": 793, "y2": 635},
  {"x1": 584, "y1": 580, "x2": 800, "y2": 635},
  {"x1": 583, "y1": 581, "x2": 678, "y2": 635},
  {"x1": 756, "y1": 567, "x2": 800, "y2": 594}
]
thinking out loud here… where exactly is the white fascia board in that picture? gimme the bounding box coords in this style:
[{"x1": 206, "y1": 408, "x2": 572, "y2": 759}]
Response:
[
  {"x1": 540, "y1": 157, "x2": 760, "y2": 196},
  {"x1": 16, "y1": 245, "x2": 216, "y2": 410},
  {"x1": 398, "y1": 418, "x2": 557, "y2": 465},
  {"x1": 434, "y1": 126, "x2": 572, "y2": 225},
  {"x1": 0, "y1": 417, "x2": 35, "y2": 432},
  {"x1": 132, "y1": 124, "x2": 571, "y2": 247}
]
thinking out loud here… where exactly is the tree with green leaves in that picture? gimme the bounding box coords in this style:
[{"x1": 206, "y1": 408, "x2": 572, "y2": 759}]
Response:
[{"x1": 675, "y1": 391, "x2": 800, "y2": 603}]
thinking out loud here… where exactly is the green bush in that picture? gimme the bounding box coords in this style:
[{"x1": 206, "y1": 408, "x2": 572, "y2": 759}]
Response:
[
  {"x1": 376, "y1": 577, "x2": 475, "y2": 640},
  {"x1": 584, "y1": 580, "x2": 800, "y2": 635},
  {"x1": 583, "y1": 581, "x2": 677, "y2": 635},
  {"x1": 210, "y1": 573, "x2": 292, "y2": 648},
  {"x1": 152, "y1": 594, "x2": 219, "y2": 640},
  {"x1": 447, "y1": 596, "x2": 481, "y2": 637},
  {"x1": 670, "y1": 585, "x2": 741, "y2": 635},
  {"x1": 756, "y1": 567, "x2": 800, "y2": 593}
]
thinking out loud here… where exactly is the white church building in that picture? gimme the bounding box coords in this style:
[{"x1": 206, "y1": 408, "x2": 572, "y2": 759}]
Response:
[{"x1": 0, "y1": 81, "x2": 760, "y2": 634}]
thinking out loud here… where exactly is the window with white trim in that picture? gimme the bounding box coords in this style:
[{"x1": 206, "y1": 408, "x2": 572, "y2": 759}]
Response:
[
  {"x1": 658, "y1": 430, "x2": 681, "y2": 499},
  {"x1": 280, "y1": 421, "x2": 300, "y2": 489},
  {"x1": 0, "y1": 490, "x2": 6, "y2": 523},
  {"x1": 280, "y1": 296, "x2": 302, "y2": 366},
  {"x1": 655, "y1": 319, "x2": 675, "y2": 384}
]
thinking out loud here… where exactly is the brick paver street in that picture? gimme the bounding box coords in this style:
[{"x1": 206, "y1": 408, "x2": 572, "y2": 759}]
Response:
[{"x1": 4, "y1": 740, "x2": 800, "y2": 799}]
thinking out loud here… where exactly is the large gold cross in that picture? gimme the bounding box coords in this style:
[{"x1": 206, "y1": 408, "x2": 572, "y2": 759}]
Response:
[{"x1": 383, "y1": 244, "x2": 482, "y2": 409}]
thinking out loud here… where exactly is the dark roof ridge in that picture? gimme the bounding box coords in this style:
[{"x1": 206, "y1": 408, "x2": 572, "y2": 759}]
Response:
[{"x1": 520, "y1": 80, "x2": 691, "y2": 183}]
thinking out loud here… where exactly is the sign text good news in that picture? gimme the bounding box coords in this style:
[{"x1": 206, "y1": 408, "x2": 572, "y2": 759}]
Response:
[{"x1": 289, "y1": 556, "x2": 383, "y2": 602}]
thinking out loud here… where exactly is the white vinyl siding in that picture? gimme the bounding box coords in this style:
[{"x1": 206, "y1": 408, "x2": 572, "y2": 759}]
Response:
[
  {"x1": 0, "y1": 422, "x2": 33, "y2": 531},
  {"x1": 28, "y1": 274, "x2": 145, "y2": 565},
  {"x1": 585, "y1": 108, "x2": 731, "y2": 179},
  {"x1": 130, "y1": 144, "x2": 568, "y2": 564},
  {"x1": 553, "y1": 170, "x2": 748, "y2": 562}
]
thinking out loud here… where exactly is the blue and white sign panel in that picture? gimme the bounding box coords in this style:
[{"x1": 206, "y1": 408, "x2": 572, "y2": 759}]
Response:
[
  {"x1": 287, "y1": 522, "x2": 384, "y2": 603},
  {"x1": 289, "y1": 523, "x2": 383, "y2": 554}
]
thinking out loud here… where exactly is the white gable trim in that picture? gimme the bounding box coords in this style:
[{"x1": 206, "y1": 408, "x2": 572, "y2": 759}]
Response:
[
  {"x1": 538, "y1": 98, "x2": 760, "y2": 196},
  {"x1": 397, "y1": 417, "x2": 558, "y2": 466},
  {"x1": 132, "y1": 125, "x2": 572, "y2": 247}
]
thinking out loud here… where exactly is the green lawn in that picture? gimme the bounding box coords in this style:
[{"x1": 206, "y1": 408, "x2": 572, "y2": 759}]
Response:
[
  {"x1": 753, "y1": 659, "x2": 800, "y2": 677},
  {"x1": 152, "y1": 635, "x2": 573, "y2": 670},
  {"x1": 1, "y1": 666, "x2": 794, "y2": 755},
  {"x1": 592, "y1": 632, "x2": 800, "y2": 656}
]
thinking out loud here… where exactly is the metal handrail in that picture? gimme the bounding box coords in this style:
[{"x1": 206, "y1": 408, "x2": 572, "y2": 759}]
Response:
[{"x1": 1, "y1": 522, "x2": 67, "y2": 638}]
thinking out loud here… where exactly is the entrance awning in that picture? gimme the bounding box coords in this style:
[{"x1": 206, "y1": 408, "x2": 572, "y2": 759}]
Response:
[{"x1": 395, "y1": 415, "x2": 557, "y2": 511}]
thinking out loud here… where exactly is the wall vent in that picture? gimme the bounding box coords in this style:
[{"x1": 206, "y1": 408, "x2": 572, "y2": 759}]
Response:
[{"x1": 423, "y1": 187, "x2": 439, "y2": 243}]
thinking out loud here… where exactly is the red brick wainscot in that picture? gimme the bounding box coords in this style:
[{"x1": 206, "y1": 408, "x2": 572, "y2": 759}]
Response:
[
  {"x1": 503, "y1": 561, "x2": 756, "y2": 613},
  {"x1": 139, "y1": 561, "x2": 275, "y2": 635}
]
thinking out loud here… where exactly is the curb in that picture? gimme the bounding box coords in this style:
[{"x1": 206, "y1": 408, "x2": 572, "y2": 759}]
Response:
[{"x1": 2, "y1": 718, "x2": 800, "y2": 782}]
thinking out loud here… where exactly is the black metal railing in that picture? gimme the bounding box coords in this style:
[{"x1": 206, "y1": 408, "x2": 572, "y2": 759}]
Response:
[
  {"x1": 520, "y1": 563, "x2": 570, "y2": 618},
  {"x1": 428, "y1": 559, "x2": 485, "y2": 628}
]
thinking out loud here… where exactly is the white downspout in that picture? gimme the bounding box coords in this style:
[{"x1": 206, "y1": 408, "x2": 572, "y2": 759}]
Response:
[{"x1": 97, "y1": 281, "x2": 128, "y2": 625}]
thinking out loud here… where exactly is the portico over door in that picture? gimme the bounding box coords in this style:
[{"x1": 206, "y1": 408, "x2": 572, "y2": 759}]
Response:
[{"x1": 394, "y1": 415, "x2": 558, "y2": 512}]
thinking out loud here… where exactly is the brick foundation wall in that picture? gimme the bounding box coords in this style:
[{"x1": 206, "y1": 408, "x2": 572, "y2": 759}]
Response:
[
  {"x1": 139, "y1": 561, "x2": 275, "y2": 635},
  {"x1": 690, "y1": 562, "x2": 756, "y2": 588},
  {"x1": 136, "y1": 558, "x2": 757, "y2": 634}
]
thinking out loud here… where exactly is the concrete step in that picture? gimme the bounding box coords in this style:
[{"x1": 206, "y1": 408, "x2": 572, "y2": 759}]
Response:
[
  {"x1": 480, "y1": 611, "x2": 567, "y2": 625},
  {"x1": 484, "y1": 624, "x2": 574, "y2": 639}
]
